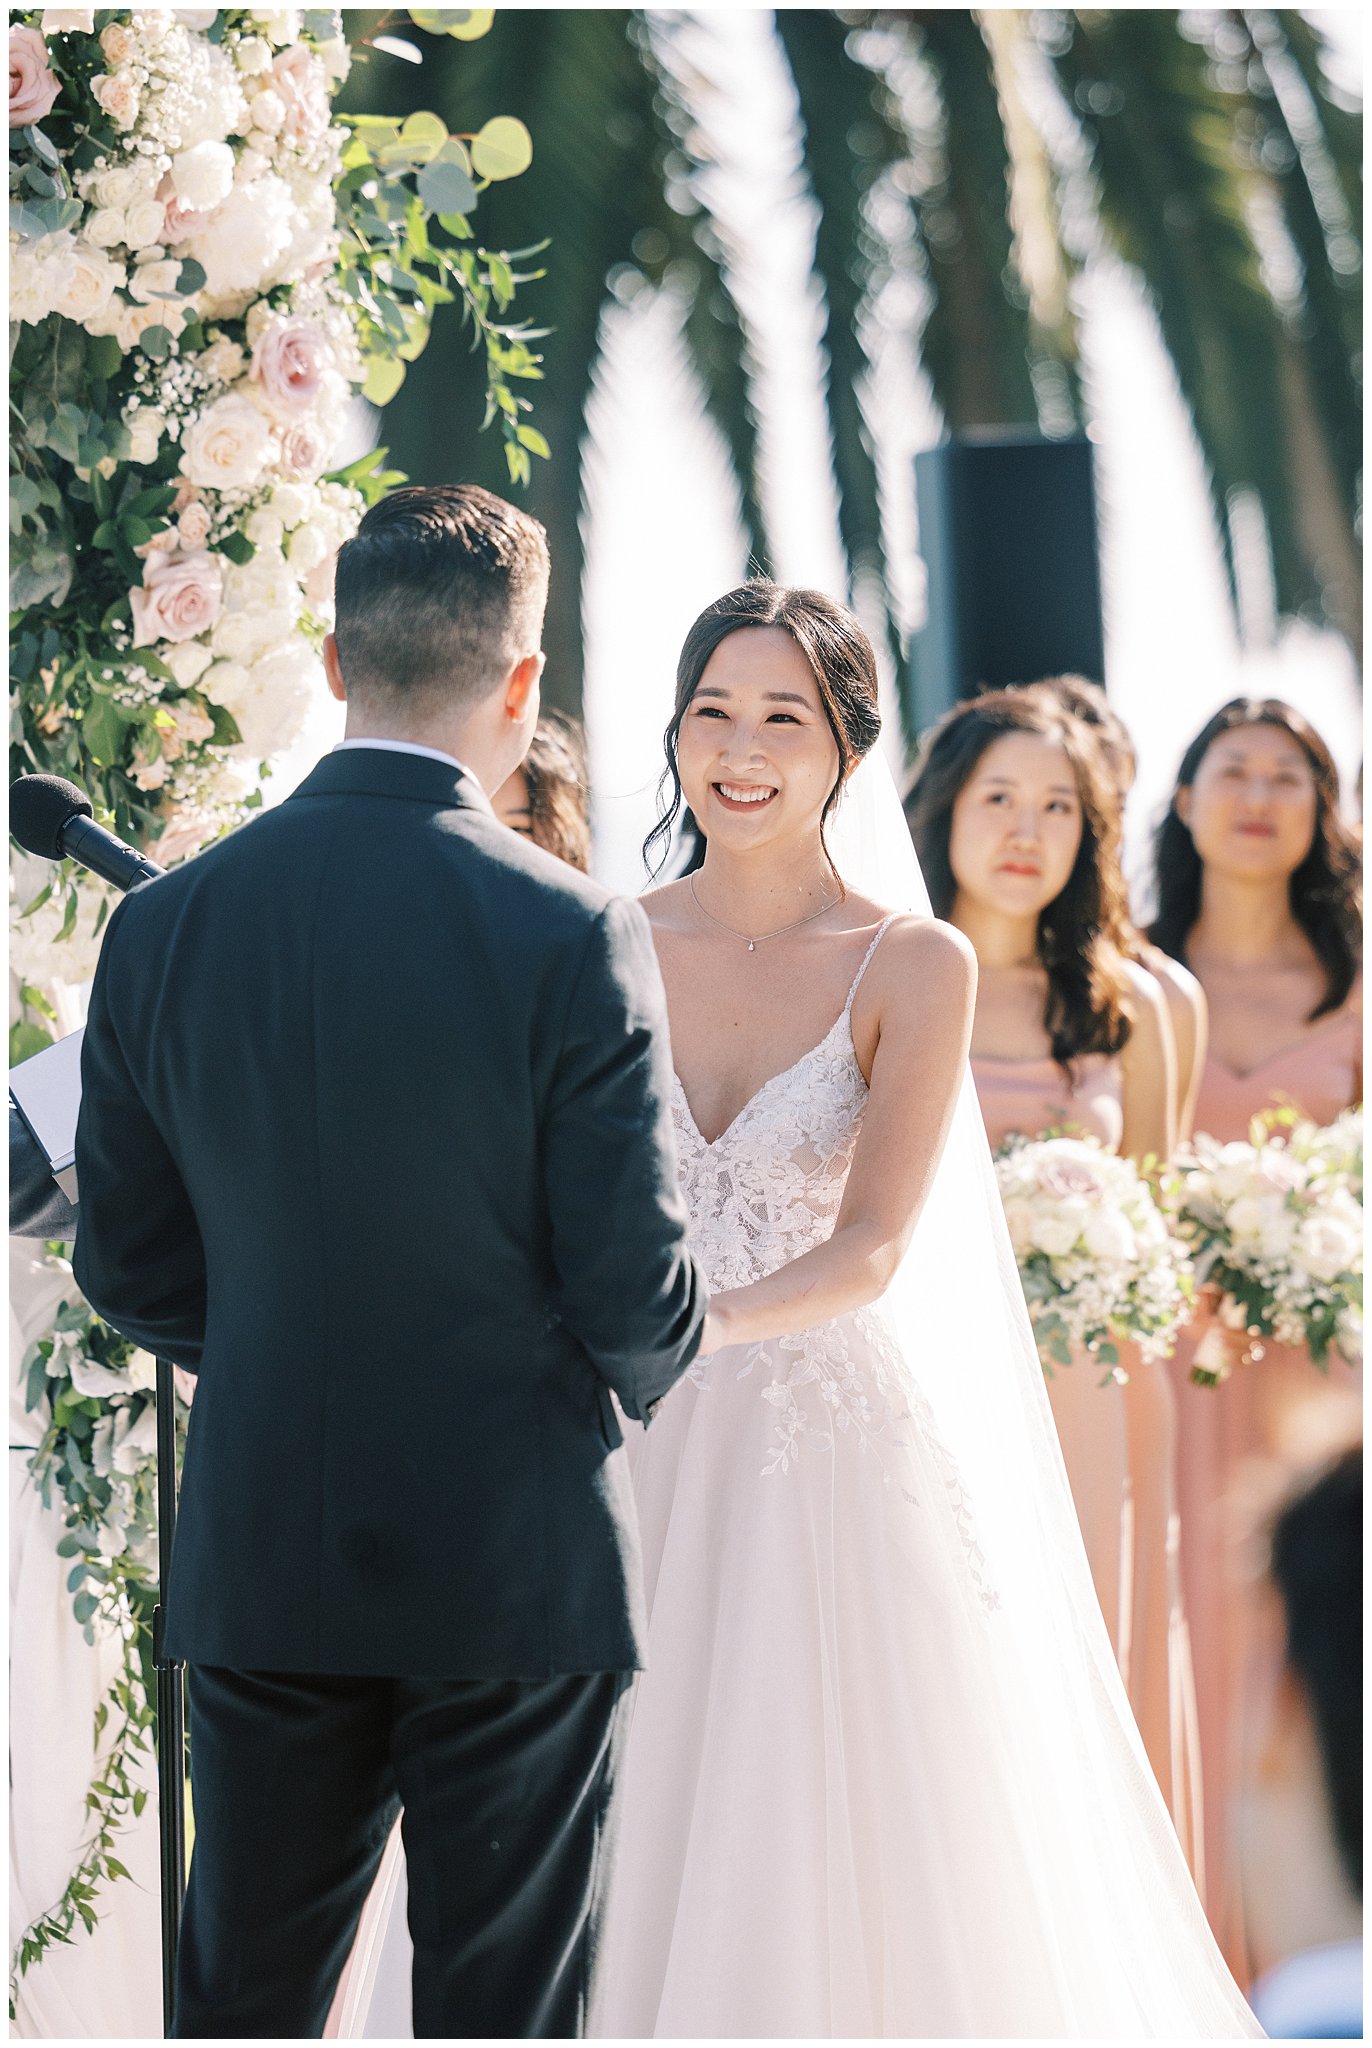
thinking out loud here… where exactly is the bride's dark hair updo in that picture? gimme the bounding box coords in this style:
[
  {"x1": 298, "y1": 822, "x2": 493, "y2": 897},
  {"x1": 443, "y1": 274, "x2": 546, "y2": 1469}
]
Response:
[{"x1": 643, "y1": 581, "x2": 882, "y2": 880}]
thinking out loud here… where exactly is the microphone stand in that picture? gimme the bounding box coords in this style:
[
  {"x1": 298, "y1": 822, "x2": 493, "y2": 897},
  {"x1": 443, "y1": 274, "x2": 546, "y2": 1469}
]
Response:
[{"x1": 152, "y1": 1362, "x2": 185, "y2": 2035}]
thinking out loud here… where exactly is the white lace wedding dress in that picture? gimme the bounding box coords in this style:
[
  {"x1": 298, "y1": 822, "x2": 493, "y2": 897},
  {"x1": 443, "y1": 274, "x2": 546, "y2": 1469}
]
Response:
[{"x1": 342, "y1": 898, "x2": 1257, "y2": 2039}]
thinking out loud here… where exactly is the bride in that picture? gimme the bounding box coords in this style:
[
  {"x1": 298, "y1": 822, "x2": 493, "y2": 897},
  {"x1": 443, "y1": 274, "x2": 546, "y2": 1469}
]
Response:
[{"x1": 340, "y1": 582, "x2": 1258, "y2": 2039}]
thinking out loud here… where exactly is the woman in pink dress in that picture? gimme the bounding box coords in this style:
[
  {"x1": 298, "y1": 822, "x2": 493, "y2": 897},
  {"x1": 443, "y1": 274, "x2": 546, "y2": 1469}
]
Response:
[
  {"x1": 905, "y1": 690, "x2": 1201, "y2": 1866},
  {"x1": 1148, "y1": 696, "x2": 1362, "y2": 1975}
]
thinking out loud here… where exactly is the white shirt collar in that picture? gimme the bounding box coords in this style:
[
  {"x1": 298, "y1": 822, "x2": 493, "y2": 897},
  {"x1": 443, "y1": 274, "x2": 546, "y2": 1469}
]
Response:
[{"x1": 332, "y1": 737, "x2": 492, "y2": 810}]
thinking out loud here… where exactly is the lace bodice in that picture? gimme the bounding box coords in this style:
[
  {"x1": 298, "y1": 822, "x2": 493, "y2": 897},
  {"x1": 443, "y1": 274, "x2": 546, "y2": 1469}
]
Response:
[{"x1": 670, "y1": 919, "x2": 893, "y2": 1293}]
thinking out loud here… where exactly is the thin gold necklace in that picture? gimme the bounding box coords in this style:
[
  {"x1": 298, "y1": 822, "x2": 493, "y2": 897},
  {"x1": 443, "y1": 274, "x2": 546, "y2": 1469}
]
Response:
[{"x1": 689, "y1": 873, "x2": 838, "y2": 953}]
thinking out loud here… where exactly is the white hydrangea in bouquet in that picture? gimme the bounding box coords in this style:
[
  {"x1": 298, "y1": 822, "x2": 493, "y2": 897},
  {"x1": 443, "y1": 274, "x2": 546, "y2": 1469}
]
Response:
[
  {"x1": 994, "y1": 1134, "x2": 1194, "y2": 1383},
  {"x1": 1169, "y1": 1108, "x2": 1363, "y2": 1386}
]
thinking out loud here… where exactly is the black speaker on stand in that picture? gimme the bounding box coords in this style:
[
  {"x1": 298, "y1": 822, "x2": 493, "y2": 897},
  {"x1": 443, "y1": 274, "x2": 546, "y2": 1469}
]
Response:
[{"x1": 909, "y1": 432, "x2": 1105, "y2": 731}]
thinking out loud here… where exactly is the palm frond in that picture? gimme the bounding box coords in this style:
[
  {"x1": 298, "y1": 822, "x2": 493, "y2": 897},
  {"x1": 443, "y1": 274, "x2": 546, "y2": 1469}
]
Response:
[
  {"x1": 1273, "y1": 10, "x2": 1363, "y2": 225},
  {"x1": 772, "y1": 9, "x2": 909, "y2": 671},
  {"x1": 1045, "y1": 9, "x2": 1319, "y2": 626}
]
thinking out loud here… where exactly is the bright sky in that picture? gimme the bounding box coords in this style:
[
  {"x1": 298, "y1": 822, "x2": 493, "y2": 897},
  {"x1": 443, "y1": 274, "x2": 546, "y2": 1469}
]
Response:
[{"x1": 283, "y1": 8, "x2": 1363, "y2": 919}]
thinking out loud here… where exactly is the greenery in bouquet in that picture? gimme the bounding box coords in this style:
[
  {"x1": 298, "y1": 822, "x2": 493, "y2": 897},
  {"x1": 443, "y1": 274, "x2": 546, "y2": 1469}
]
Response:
[
  {"x1": 994, "y1": 1133, "x2": 1194, "y2": 1384},
  {"x1": 1169, "y1": 1108, "x2": 1363, "y2": 1386}
]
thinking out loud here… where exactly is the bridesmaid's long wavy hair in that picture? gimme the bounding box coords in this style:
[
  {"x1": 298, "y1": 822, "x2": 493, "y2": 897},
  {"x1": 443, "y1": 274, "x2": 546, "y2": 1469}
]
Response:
[
  {"x1": 1148, "y1": 698, "x2": 1361, "y2": 1020},
  {"x1": 904, "y1": 690, "x2": 1136, "y2": 1067},
  {"x1": 643, "y1": 582, "x2": 882, "y2": 881}
]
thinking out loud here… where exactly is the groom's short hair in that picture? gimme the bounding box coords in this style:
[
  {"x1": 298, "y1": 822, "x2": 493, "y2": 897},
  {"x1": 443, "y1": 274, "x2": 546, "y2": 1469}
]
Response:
[{"x1": 333, "y1": 484, "x2": 549, "y2": 708}]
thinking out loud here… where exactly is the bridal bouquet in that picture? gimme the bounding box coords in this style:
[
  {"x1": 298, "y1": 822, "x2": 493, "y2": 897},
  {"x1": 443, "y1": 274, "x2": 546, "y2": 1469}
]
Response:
[
  {"x1": 994, "y1": 1135, "x2": 1194, "y2": 1382},
  {"x1": 1169, "y1": 1108, "x2": 1363, "y2": 1385}
]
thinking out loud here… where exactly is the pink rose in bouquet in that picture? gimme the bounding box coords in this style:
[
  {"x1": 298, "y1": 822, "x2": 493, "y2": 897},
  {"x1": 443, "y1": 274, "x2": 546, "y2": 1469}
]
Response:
[
  {"x1": 10, "y1": 25, "x2": 60, "y2": 127},
  {"x1": 130, "y1": 547, "x2": 224, "y2": 647}
]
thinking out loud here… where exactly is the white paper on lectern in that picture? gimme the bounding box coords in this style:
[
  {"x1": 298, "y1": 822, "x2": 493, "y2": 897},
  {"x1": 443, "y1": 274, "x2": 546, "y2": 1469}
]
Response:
[{"x1": 10, "y1": 1026, "x2": 84, "y2": 1181}]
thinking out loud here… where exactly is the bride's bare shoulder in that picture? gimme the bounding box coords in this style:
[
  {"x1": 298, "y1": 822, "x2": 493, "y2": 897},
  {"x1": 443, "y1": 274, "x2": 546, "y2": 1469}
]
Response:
[{"x1": 870, "y1": 911, "x2": 977, "y2": 1003}]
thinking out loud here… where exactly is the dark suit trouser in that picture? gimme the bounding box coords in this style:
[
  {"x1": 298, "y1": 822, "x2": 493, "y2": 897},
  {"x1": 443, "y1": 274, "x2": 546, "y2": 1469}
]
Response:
[{"x1": 173, "y1": 1665, "x2": 635, "y2": 2040}]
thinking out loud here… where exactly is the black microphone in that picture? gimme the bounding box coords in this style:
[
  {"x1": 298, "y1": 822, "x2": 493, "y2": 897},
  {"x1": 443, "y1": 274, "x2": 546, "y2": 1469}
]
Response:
[{"x1": 10, "y1": 774, "x2": 165, "y2": 892}]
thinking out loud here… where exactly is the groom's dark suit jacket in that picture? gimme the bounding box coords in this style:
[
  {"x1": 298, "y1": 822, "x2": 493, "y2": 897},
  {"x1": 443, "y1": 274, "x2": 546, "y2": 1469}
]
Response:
[{"x1": 73, "y1": 747, "x2": 706, "y2": 1679}]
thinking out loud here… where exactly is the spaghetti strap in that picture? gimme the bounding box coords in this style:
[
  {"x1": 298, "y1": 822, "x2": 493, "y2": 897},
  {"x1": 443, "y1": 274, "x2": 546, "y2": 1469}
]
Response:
[{"x1": 844, "y1": 915, "x2": 898, "y2": 1014}]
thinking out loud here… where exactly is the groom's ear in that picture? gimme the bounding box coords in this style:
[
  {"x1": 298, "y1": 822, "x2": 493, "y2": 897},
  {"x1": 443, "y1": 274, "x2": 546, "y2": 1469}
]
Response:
[
  {"x1": 323, "y1": 634, "x2": 347, "y2": 705},
  {"x1": 503, "y1": 649, "x2": 545, "y2": 722}
]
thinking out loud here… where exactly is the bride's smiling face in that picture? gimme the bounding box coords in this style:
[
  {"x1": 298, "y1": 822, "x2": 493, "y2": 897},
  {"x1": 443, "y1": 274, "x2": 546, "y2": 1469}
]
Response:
[{"x1": 676, "y1": 627, "x2": 842, "y2": 851}]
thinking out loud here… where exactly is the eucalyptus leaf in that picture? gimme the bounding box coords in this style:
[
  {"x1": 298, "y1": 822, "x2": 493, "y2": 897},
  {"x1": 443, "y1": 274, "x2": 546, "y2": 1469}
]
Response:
[
  {"x1": 363, "y1": 354, "x2": 406, "y2": 407},
  {"x1": 418, "y1": 154, "x2": 477, "y2": 218},
  {"x1": 470, "y1": 116, "x2": 533, "y2": 183}
]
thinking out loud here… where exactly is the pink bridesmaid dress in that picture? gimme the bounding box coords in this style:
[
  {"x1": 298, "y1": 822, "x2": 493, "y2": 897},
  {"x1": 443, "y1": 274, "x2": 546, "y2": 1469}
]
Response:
[
  {"x1": 1172, "y1": 999, "x2": 1362, "y2": 1979},
  {"x1": 974, "y1": 1053, "x2": 1203, "y2": 1878}
]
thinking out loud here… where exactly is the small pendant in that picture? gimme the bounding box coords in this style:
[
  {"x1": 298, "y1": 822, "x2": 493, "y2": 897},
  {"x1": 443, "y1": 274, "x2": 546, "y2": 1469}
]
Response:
[{"x1": 747, "y1": 939, "x2": 755, "y2": 952}]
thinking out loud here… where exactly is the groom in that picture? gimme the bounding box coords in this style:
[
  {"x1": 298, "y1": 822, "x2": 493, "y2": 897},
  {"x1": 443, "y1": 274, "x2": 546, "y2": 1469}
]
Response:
[{"x1": 73, "y1": 484, "x2": 707, "y2": 2038}]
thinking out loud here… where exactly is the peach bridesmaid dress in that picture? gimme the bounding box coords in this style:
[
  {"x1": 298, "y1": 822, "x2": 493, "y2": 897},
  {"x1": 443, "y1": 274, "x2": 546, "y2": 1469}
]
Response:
[
  {"x1": 1172, "y1": 1000, "x2": 1362, "y2": 1978},
  {"x1": 973, "y1": 1055, "x2": 1202, "y2": 1873}
]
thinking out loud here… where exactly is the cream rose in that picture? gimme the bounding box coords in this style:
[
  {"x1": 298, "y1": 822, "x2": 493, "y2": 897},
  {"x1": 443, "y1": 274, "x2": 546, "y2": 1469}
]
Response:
[
  {"x1": 1294, "y1": 1209, "x2": 1362, "y2": 1286},
  {"x1": 130, "y1": 547, "x2": 225, "y2": 647},
  {"x1": 197, "y1": 336, "x2": 246, "y2": 383},
  {"x1": 53, "y1": 241, "x2": 123, "y2": 324},
  {"x1": 41, "y1": 9, "x2": 96, "y2": 30},
  {"x1": 93, "y1": 163, "x2": 140, "y2": 209},
  {"x1": 10, "y1": 25, "x2": 60, "y2": 128},
  {"x1": 235, "y1": 35, "x2": 271, "y2": 75},
  {"x1": 129, "y1": 255, "x2": 184, "y2": 302},
  {"x1": 251, "y1": 314, "x2": 332, "y2": 415},
  {"x1": 286, "y1": 523, "x2": 328, "y2": 574},
  {"x1": 100, "y1": 22, "x2": 135, "y2": 64},
  {"x1": 126, "y1": 198, "x2": 170, "y2": 250},
  {"x1": 91, "y1": 69, "x2": 140, "y2": 129},
  {"x1": 123, "y1": 406, "x2": 167, "y2": 464},
  {"x1": 1030, "y1": 1214, "x2": 1084, "y2": 1260},
  {"x1": 171, "y1": 139, "x2": 234, "y2": 212},
  {"x1": 9, "y1": 230, "x2": 77, "y2": 325},
  {"x1": 84, "y1": 206, "x2": 126, "y2": 248},
  {"x1": 1082, "y1": 1209, "x2": 1137, "y2": 1264},
  {"x1": 180, "y1": 391, "x2": 274, "y2": 491},
  {"x1": 162, "y1": 638, "x2": 213, "y2": 687}
]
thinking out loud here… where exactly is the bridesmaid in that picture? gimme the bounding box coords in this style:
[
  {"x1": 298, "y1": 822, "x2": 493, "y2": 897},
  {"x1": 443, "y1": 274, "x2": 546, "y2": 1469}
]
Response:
[
  {"x1": 1024, "y1": 676, "x2": 1208, "y2": 1877},
  {"x1": 904, "y1": 690, "x2": 1199, "y2": 1856},
  {"x1": 1147, "y1": 695, "x2": 1362, "y2": 1973}
]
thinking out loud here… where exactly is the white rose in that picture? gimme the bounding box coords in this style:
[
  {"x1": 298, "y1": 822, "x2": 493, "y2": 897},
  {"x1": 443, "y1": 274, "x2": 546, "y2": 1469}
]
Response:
[
  {"x1": 127, "y1": 198, "x2": 171, "y2": 249},
  {"x1": 129, "y1": 255, "x2": 184, "y2": 302},
  {"x1": 123, "y1": 407, "x2": 167, "y2": 463},
  {"x1": 93, "y1": 164, "x2": 140, "y2": 210},
  {"x1": 286, "y1": 522, "x2": 328, "y2": 573},
  {"x1": 196, "y1": 335, "x2": 245, "y2": 384},
  {"x1": 1257, "y1": 1208, "x2": 1298, "y2": 1260},
  {"x1": 100, "y1": 23, "x2": 135, "y2": 63},
  {"x1": 317, "y1": 36, "x2": 350, "y2": 83},
  {"x1": 234, "y1": 144, "x2": 270, "y2": 183},
  {"x1": 254, "y1": 10, "x2": 302, "y2": 47},
  {"x1": 52, "y1": 242, "x2": 123, "y2": 325},
  {"x1": 269, "y1": 480, "x2": 311, "y2": 527},
  {"x1": 1030, "y1": 1214, "x2": 1082, "y2": 1260},
  {"x1": 1294, "y1": 1211, "x2": 1362, "y2": 1286},
  {"x1": 249, "y1": 88, "x2": 286, "y2": 135},
  {"x1": 87, "y1": 294, "x2": 186, "y2": 353},
  {"x1": 180, "y1": 391, "x2": 275, "y2": 491},
  {"x1": 162, "y1": 638, "x2": 213, "y2": 686},
  {"x1": 174, "y1": 9, "x2": 221, "y2": 27},
  {"x1": 177, "y1": 498, "x2": 213, "y2": 549},
  {"x1": 210, "y1": 612, "x2": 255, "y2": 659},
  {"x1": 235, "y1": 35, "x2": 272, "y2": 74},
  {"x1": 1225, "y1": 1196, "x2": 1270, "y2": 1241},
  {"x1": 1000, "y1": 1197, "x2": 1036, "y2": 1256},
  {"x1": 170, "y1": 139, "x2": 235, "y2": 214},
  {"x1": 185, "y1": 174, "x2": 292, "y2": 296},
  {"x1": 9, "y1": 231, "x2": 78, "y2": 326},
  {"x1": 245, "y1": 507, "x2": 283, "y2": 549},
  {"x1": 84, "y1": 206, "x2": 126, "y2": 249},
  {"x1": 91, "y1": 69, "x2": 141, "y2": 129},
  {"x1": 199, "y1": 657, "x2": 250, "y2": 704},
  {"x1": 1082, "y1": 1209, "x2": 1138, "y2": 1264},
  {"x1": 41, "y1": 8, "x2": 97, "y2": 31}
]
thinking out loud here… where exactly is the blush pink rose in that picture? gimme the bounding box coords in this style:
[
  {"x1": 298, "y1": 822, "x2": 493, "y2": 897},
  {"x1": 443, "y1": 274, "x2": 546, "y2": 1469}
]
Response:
[
  {"x1": 278, "y1": 417, "x2": 330, "y2": 480},
  {"x1": 252, "y1": 315, "x2": 331, "y2": 415},
  {"x1": 1036, "y1": 1155, "x2": 1107, "y2": 1202},
  {"x1": 10, "y1": 26, "x2": 60, "y2": 128},
  {"x1": 129, "y1": 546, "x2": 224, "y2": 647},
  {"x1": 176, "y1": 499, "x2": 213, "y2": 549},
  {"x1": 156, "y1": 171, "x2": 213, "y2": 244},
  {"x1": 269, "y1": 44, "x2": 328, "y2": 147}
]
